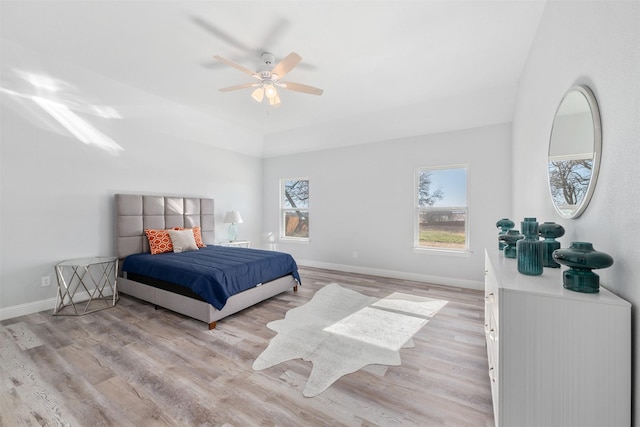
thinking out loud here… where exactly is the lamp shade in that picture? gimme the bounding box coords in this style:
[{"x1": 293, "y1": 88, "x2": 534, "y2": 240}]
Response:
[
  {"x1": 269, "y1": 94, "x2": 281, "y2": 106},
  {"x1": 224, "y1": 211, "x2": 243, "y2": 224},
  {"x1": 264, "y1": 84, "x2": 277, "y2": 99},
  {"x1": 251, "y1": 87, "x2": 264, "y2": 103}
]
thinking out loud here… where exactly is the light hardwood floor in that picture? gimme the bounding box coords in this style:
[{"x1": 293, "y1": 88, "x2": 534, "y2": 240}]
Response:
[{"x1": 1, "y1": 267, "x2": 494, "y2": 426}]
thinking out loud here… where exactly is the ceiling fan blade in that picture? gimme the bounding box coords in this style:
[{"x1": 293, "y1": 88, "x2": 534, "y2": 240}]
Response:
[
  {"x1": 260, "y1": 17, "x2": 291, "y2": 54},
  {"x1": 190, "y1": 16, "x2": 253, "y2": 54},
  {"x1": 213, "y1": 55, "x2": 261, "y2": 80},
  {"x1": 271, "y1": 52, "x2": 302, "y2": 80},
  {"x1": 219, "y1": 83, "x2": 260, "y2": 92},
  {"x1": 280, "y1": 81, "x2": 323, "y2": 96}
]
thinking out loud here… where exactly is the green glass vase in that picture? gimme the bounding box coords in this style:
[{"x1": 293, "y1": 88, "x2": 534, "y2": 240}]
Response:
[
  {"x1": 499, "y1": 229, "x2": 523, "y2": 258},
  {"x1": 517, "y1": 217, "x2": 543, "y2": 275},
  {"x1": 539, "y1": 222, "x2": 565, "y2": 268},
  {"x1": 552, "y1": 242, "x2": 614, "y2": 293},
  {"x1": 496, "y1": 218, "x2": 515, "y2": 250}
]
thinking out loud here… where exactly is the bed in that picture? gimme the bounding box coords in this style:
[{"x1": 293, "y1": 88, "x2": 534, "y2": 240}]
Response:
[{"x1": 115, "y1": 194, "x2": 299, "y2": 329}]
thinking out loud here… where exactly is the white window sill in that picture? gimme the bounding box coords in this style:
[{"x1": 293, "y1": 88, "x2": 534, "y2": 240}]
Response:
[{"x1": 412, "y1": 247, "x2": 473, "y2": 257}]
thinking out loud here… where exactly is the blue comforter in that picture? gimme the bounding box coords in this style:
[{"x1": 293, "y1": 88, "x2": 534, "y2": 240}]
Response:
[{"x1": 122, "y1": 246, "x2": 300, "y2": 310}]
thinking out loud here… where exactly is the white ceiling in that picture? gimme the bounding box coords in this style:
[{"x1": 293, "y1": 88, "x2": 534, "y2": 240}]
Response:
[{"x1": 1, "y1": 0, "x2": 547, "y2": 156}]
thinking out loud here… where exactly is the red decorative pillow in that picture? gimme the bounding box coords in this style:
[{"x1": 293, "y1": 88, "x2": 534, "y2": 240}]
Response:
[{"x1": 144, "y1": 229, "x2": 174, "y2": 254}]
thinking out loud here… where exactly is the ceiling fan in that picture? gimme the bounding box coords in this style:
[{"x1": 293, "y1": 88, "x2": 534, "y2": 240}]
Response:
[{"x1": 214, "y1": 52, "x2": 323, "y2": 106}]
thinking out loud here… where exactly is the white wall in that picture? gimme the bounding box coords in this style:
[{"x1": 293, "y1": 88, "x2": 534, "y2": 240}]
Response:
[
  {"x1": 263, "y1": 84, "x2": 518, "y2": 158},
  {"x1": 0, "y1": 100, "x2": 264, "y2": 315},
  {"x1": 512, "y1": 0, "x2": 640, "y2": 419},
  {"x1": 263, "y1": 123, "x2": 513, "y2": 288}
]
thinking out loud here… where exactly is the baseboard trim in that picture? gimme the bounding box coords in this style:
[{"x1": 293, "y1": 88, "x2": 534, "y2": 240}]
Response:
[
  {"x1": 1, "y1": 264, "x2": 483, "y2": 322},
  {"x1": 0, "y1": 297, "x2": 56, "y2": 321},
  {"x1": 296, "y1": 259, "x2": 484, "y2": 291},
  {"x1": 0, "y1": 290, "x2": 95, "y2": 321}
]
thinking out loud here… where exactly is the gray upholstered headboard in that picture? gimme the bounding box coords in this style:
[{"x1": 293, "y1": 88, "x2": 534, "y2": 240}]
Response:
[{"x1": 115, "y1": 194, "x2": 215, "y2": 259}]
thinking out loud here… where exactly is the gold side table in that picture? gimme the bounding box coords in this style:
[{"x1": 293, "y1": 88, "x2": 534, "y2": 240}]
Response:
[{"x1": 54, "y1": 256, "x2": 118, "y2": 315}]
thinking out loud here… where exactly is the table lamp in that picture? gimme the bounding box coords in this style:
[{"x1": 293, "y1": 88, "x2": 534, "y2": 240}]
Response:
[{"x1": 224, "y1": 211, "x2": 243, "y2": 242}]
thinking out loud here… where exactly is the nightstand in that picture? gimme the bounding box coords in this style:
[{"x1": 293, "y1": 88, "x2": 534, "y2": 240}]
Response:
[
  {"x1": 218, "y1": 240, "x2": 250, "y2": 248},
  {"x1": 53, "y1": 256, "x2": 118, "y2": 315}
]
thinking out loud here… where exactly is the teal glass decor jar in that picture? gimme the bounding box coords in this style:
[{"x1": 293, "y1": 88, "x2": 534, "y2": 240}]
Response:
[
  {"x1": 517, "y1": 217, "x2": 543, "y2": 275},
  {"x1": 496, "y1": 218, "x2": 515, "y2": 250},
  {"x1": 499, "y1": 229, "x2": 523, "y2": 258},
  {"x1": 552, "y1": 242, "x2": 614, "y2": 293},
  {"x1": 539, "y1": 222, "x2": 565, "y2": 268}
]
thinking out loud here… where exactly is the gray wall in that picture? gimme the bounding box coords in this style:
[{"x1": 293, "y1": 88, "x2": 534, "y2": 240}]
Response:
[
  {"x1": 512, "y1": 0, "x2": 640, "y2": 419},
  {"x1": 263, "y1": 123, "x2": 513, "y2": 288}
]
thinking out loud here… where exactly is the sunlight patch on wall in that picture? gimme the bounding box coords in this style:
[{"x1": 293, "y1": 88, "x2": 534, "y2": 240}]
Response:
[
  {"x1": 31, "y1": 96, "x2": 123, "y2": 155},
  {"x1": 1, "y1": 71, "x2": 124, "y2": 155}
]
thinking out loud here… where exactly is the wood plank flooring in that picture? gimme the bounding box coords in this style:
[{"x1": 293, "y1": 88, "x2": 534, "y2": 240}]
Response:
[{"x1": 1, "y1": 267, "x2": 494, "y2": 426}]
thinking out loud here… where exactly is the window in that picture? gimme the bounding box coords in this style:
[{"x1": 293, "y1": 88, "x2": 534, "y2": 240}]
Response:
[
  {"x1": 415, "y1": 166, "x2": 468, "y2": 251},
  {"x1": 280, "y1": 178, "x2": 309, "y2": 240}
]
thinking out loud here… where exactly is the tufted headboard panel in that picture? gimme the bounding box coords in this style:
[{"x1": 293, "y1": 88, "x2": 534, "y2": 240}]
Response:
[{"x1": 115, "y1": 194, "x2": 215, "y2": 258}]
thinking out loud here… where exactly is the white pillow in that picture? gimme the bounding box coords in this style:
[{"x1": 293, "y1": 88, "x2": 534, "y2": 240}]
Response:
[{"x1": 168, "y1": 229, "x2": 199, "y2": 253}]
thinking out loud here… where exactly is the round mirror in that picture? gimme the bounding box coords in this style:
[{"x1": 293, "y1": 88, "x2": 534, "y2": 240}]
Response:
[{"x1": 548, "y1": 85, "x2": 601, "y2": 219}]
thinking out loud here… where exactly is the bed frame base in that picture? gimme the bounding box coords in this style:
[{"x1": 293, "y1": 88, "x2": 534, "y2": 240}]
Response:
[{"x1": 118, "y1": 273, "x2": 298, "y2": 328}]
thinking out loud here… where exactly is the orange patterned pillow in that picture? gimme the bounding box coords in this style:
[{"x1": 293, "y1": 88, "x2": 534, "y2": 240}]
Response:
[
  {"x1": 144, "y1": 229, "x2": 174, "y2": 254},
  {"x1": 191, "y1": 226, "x2": 206, "y2": 248}
]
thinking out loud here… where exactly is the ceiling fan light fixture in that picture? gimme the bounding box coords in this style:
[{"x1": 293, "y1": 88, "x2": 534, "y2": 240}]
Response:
[
  {"x1": 251, "y1": 87, "x2": 264, "y2": 103},
  {"x1": 264, "y1": 84, "x2": 278, "y2": 99},
  {"x1": 269, "y1": 95, "x2": 281, "y2": 107}
]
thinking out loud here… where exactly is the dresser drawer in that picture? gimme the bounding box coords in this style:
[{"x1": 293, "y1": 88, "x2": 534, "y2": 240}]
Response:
[
  {"x1": 484, "y1": 253, "x2": 500, "y2": 424},
  {"x1": 484, "y1": 257, "x2": 499, "y2": 334}
]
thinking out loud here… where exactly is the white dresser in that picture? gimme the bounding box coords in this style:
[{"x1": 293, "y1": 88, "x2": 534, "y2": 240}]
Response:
[{"x1": 484, "y1": 249, "x2": 630, "y2": 427}]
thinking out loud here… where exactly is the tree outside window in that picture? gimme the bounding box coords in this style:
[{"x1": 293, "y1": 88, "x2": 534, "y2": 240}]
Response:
[
  {"x1": 548, "y1": 159, "x2": 592, "y2": 213},
  {"x1": 281, "y1": 178, "x2": 309, "y2": 240},
  {"x1": 415, "y1": 166, "x2": 468, "y2": 251}
]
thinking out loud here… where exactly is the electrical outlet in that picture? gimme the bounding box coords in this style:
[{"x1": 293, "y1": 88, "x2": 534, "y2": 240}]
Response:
[
  {"x1": 41, "y1": 276, "x2": 51, "y2": 287},
  {"x1": 352, "y1": 251, "x2": 358, "y2": 258}
]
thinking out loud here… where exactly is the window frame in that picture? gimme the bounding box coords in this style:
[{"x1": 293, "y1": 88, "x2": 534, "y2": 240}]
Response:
[
  {"x1": 279, "y1": 177, "x2": 310, "y2": 242},
  {"x1": 414, "y1": 164, "x2": 470, "y2": 255}
]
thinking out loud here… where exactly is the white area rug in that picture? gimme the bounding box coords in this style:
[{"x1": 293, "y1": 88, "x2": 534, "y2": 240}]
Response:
[{"x1": 252, "y1": 283, "x2": 448, "y2": 397}]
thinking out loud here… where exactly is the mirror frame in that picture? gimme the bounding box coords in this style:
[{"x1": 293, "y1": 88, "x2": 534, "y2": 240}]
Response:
[{"x1": 547, "y1": 84, "x2": 602, "y2": 219}]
